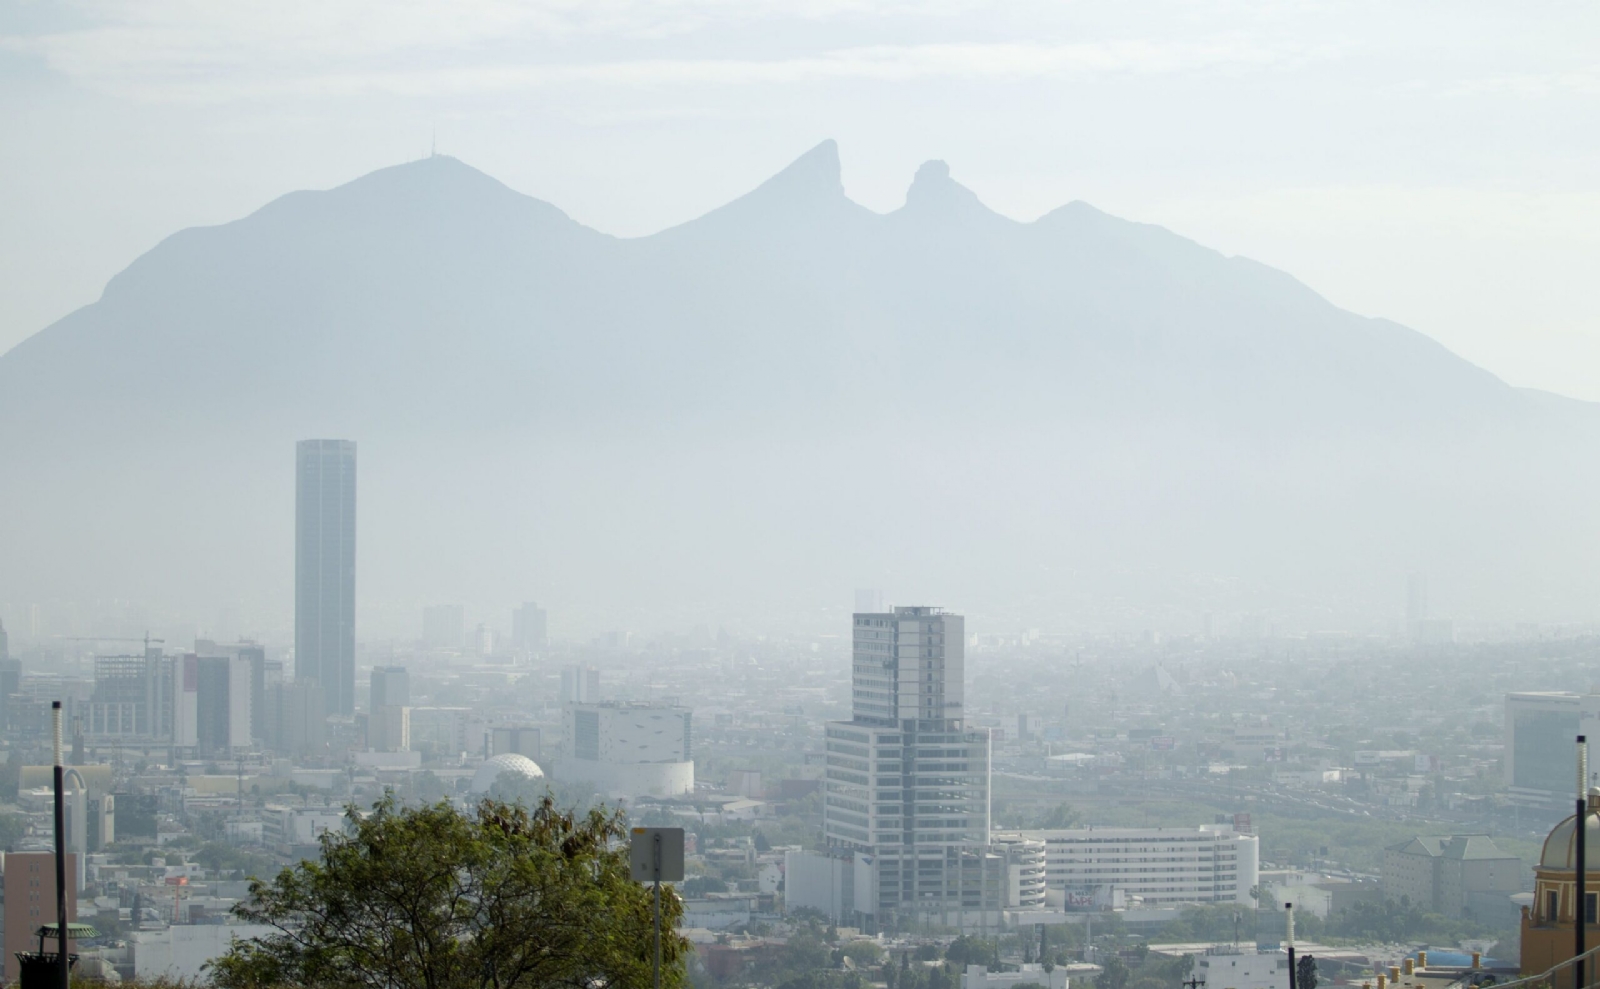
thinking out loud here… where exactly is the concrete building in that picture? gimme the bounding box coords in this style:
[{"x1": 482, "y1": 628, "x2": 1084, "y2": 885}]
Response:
[
  {"x1": 512, "y1": 602, "x2": 548, "y2": 652},
  {"x1": 264, "y1": 679, "x2": 326, "y2": 757},
  {"x1": 1505, "y1": 693, "x2": 1600, "y2": 808},
  {"x1": 1383, "y1": 834, "x2": 1523, "y2": 918},
  {"x1": 171, "y1": 654, "x2": 199, "y2": 748},
  {"x1": 798, "y1": 606, "x2": 994, "y2": 930},
  {"x1": 555, "y1": 701, "x2": 693, "y2": 796},
  {"x1": 131, "y1": 925, "x2": 277, "y2": 982},
  {"x1": 409, "y1": 706, "x2": 479, "y2": 757},
  {"x1": 370, "y1": 665, "x2": 409, "y2": 708},
  {"x1": 560, "y1": 665, "x2": 601, "y2": 704},
  {"x1": 490, "y1": 725, "x2": 540, "y2": 760},
  {"x1": 196, "y1": 640, "x2": 268, "y2": 744},
  {"x1": 3, "y1": 852, "x2": 77, "y2": 981},
  {"x1": 1019, "y1": 825, "x2": 1260, "y2": 907},
  {"x1": 963, "y1": 965, "x2": 1068, "y2": 989},
  {"x1": 422, "y1": 605, "x2": 464, "y2": 649},
  {"x1": 369, "y1": 704, "x2": 410, "y2": 753},
  {"x1": 86, "y1": 646, "x2": 167, "y2": 740},
  {"x1": 1193, "y1": 947, "x2": 1289, "y2": 989},
  {"x1": 295, "y1": 438, "x2": 357, "y2": 716},
  {"x1": 195, "y1": 654, "x2": 251, "y2": 753},
  {"x1": 991, "y1": 833, "x2": 1048, "y2": 909},
  {"x1": 368, "y1": 665, "x2": 411, "y2": 752}
]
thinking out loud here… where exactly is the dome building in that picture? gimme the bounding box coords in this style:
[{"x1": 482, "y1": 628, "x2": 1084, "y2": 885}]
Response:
[
  {"x1": 469, "y1": 753, "x2": 545, "y2": 795},
  {"x1": 1521, "y1": 789, "x2": 1600, "y2": 975}
]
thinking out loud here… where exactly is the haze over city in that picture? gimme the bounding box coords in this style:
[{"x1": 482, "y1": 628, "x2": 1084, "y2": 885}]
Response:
[{"x1": 1, "y1": 3, "x2": 1598, "y2": 988}]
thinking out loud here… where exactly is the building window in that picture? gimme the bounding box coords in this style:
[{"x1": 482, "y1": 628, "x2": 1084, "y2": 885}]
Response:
[
  {"x1": 1588, "y1": 892, "x2": 1597, "y2": 925},
  {"x1": 1550, "y1": 890, "x2": 1561, "y2": 922}
]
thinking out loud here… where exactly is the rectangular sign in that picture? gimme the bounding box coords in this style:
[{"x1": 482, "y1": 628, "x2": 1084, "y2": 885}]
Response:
[{"x1": 629, "y1": 827, "x2": 685, "y2": 883}]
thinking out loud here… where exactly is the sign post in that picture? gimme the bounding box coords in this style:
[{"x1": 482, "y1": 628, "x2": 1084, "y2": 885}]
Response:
[{"x1": 630, "y1": 828, "x2": 684, "y2": 989}]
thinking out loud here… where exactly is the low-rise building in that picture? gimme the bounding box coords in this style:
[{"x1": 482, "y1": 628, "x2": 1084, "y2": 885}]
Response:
[
  {"x1": 1020, "y1": 825, "x2": 1260, "y2": 907},
  {"x1": 962, "y1": 964, "x2": 1069, "y2": 989},
  {"x1": 1383, "y1": 834, "x2": 1523, "y2": 918}
]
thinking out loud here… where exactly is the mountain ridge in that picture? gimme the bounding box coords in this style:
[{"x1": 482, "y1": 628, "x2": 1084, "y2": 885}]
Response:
[{"x1": 1, "y1": 142, "x2": 1595, "y2": 626}]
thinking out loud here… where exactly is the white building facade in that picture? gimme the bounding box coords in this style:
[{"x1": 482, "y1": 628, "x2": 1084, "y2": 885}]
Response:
[
  {"x1": 1504, "y1": 692, "x2": 1600, "y2": 808},
  {"x1": 1020, "y1": 825, "x2": 1260, "y2": 907},
  {"x1": 555, "y1": 702, "x2": 694, "y2": 797},
  {"x1": 801, "y1": 607, "x2": 994, "y2": 930}
]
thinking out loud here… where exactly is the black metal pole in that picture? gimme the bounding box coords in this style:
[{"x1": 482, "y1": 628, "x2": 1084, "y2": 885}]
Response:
[
  {"x1": 653, "y1": 832, "x2": 662, "y2": 989},
  {"x1": 1286, "y1": 903, "x2": 1297, "y2": 989},
  {"x1": 53, "y1": 701, "x2": 69, "y2": 989},
  {"x1": 1579, "y1": 735, "x2": 1588, "y2": 989}
]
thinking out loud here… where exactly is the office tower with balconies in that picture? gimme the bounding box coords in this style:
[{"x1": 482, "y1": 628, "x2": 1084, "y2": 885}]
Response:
[
  {"x1": 807, "y1": 606, "x2": 994, "y2": 930},
  {"x1": 296, "y1": 439, "x2": 356, "y2": 716}
]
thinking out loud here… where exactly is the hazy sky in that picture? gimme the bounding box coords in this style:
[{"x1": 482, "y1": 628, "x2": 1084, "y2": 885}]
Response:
[{"x1": 3, "y1": 2, "x2": 1598, "y2": 398}]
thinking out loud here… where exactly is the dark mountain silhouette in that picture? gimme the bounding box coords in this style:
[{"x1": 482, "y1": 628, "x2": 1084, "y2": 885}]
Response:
[{"x1": 2, "y1": 141, "x2": 1595, "y2": 631}]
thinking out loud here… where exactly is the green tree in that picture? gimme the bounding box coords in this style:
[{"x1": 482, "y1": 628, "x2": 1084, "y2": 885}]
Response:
[
  {"x1": 1096, "y1": 956, "x2": 1130, "y2": 989},
  {"x1": 945, "y1": 936, "x2": 999, "y2": 968},
  {"x1": 841, "y1": 941, "x2": 884, "y2": 966},
  {"x1": 0, "y1": 812, "x2": 27, "y2": 850},
  {"x1": 210, "y1": 796, "x2": 685, "y2": 989}
]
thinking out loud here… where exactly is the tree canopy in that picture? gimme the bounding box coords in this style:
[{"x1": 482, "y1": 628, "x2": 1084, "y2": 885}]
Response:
[{"x1": 210, "y1": 795, "x2": 686, "y2": 989}]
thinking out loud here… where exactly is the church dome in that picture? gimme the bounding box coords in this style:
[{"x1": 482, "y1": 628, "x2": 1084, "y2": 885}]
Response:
[
  {"x1": 470, "y1": 753, "x2": 544, "y2": 794},
  {"x1": 1539, "y1": 794, "x2": 1600, "y2": 870}
]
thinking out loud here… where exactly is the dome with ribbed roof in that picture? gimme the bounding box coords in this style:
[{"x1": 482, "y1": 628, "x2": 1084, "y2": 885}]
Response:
[
  {"x1": 470, "y1": 753, "x2": 544, "y2": 794},
  {"x1": 1539, "y1": 795, "x2": 1600, "y2": 870}
]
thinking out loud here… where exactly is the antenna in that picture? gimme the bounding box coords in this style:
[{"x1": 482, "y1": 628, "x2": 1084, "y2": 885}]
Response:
[{"x1": 431, "y1": 128, "x2": 436, "y2": 158}]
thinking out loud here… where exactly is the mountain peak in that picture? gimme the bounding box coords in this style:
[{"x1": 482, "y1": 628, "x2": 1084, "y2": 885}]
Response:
[
  {"x1": 899, "y1": 158, "x2": 998, "y2": 219},
  {"x1": 656, "y1": 139, "x2": 855, "y2": 237},
  {"x1": 748, "y1": 139, "x2": 844, "y2": 202}
]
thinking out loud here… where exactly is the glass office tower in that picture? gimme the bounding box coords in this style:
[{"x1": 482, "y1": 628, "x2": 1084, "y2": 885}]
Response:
[{"x1": 295, "y1": 439, "x2": 356, "y2": 716}]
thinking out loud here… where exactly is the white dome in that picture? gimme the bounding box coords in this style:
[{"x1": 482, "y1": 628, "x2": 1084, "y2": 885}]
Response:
[{"x1": 470, "y1": 753, "x2": 545, "y2": 794}]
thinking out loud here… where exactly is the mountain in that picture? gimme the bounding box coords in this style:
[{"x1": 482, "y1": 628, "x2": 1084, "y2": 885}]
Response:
[{"x1": 2, "y1": 141, "x2": 1596, "y2": 634}]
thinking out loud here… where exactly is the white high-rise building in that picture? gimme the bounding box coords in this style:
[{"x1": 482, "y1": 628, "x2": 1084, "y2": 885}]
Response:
[{"x1": 798, "y1": 606, "x2": 994, "y2": 930}]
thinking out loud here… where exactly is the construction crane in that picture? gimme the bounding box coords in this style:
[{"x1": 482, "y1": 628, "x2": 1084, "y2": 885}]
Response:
[{"x1": 57, "y1": 634, "x2": 164, "y2": 650}]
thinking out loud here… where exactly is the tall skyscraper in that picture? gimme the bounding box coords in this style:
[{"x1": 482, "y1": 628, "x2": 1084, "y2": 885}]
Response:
[
  {"x1": 296, "y1": 439, "x2": 356, "y2": 716},
  {"x1": 0, "y1": 618, "x2": 8, "y2": 661},
  {"x1": 807, "y1": 606, "x2": 993, "y2": 929}
]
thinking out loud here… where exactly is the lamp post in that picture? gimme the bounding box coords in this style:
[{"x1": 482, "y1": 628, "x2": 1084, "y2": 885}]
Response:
[
  {"x1": 1286, "y1": 903, "x2": 1296, "y2": 989},
  {"x1": 52, "y1": 701, "x2": 69, "y2": 989},
  {"x1": 1578, "y1": 735, "x2": 1588, "y2": 989}
]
